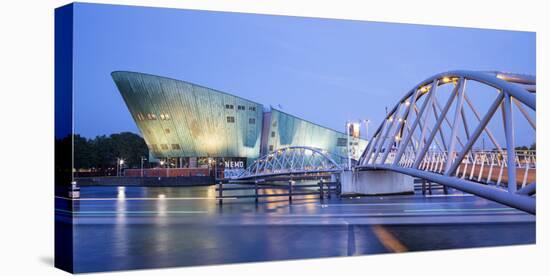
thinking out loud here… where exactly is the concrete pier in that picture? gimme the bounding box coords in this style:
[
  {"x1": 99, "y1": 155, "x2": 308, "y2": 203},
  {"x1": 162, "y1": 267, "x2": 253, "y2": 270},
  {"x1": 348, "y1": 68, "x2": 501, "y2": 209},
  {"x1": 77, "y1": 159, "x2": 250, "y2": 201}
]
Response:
[{"x1": 340, "y1": 170, "x2": 414, "y2": 195}]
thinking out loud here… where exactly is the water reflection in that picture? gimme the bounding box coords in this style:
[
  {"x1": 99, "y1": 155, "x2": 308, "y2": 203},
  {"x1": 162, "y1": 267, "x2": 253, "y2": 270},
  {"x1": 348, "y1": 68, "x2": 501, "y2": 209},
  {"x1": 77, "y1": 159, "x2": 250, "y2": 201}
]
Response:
[
  {"x1": 117, "y1": 186, "x2": 125, "y2": 201},
  {"x1": 69, "y1": 184, "x2": 536, "y2": 273}
]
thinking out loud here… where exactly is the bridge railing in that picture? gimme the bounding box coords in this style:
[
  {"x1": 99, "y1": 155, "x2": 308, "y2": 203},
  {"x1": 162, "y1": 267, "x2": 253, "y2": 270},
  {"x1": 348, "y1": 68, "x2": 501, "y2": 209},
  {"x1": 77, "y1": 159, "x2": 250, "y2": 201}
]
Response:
[
  {"x1": 384, "y1": 149, "x2": 536, "y2": 188},
  {"x1": 231, "y1": 146, "x2": 349, "y2": 180}
]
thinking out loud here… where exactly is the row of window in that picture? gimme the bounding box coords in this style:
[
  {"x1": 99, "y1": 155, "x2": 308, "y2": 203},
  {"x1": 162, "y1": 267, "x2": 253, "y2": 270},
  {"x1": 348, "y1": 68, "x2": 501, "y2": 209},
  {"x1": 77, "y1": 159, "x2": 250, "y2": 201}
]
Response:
[
  {"x1": 226, "y1": 116, "x2": 256, "y2": 124},
  {"x1": 150, "y1": 143, "x2": 181, "y2": 151},
  {"x1": 224, "y1": 104, "x2": 256, "y2": 112},
  {"x1": 336, "y1": 138, "x2": 358, "y2": 147},
  {"x1": 136, "y1": 112, "x2": 171, "y2": 121},
  {"x1": 137, "y1": 106, "x2": 258, "y2": 122},
  {"x1": 140, "y1": 116, "x2": 257, "y2": 126}
]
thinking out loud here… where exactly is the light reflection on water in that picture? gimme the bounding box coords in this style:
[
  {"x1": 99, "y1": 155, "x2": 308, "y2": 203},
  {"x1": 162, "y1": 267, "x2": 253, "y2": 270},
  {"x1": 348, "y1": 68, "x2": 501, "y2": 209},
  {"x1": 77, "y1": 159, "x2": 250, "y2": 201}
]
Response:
[{"x1": 68, "y1": 184, "x2": 535, "y2": 273}]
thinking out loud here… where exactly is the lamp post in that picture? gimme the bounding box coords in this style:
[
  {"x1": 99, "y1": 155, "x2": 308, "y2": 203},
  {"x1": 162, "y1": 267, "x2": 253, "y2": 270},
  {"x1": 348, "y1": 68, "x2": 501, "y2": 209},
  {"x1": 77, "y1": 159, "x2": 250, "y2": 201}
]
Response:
[
  {"x1": 346, "y1": 121, "x2": 351, "y2": 170},
  {"x1": 363, "y1": 119, "x2": 371, "y2": 139},
  {"x1": 208, "y1": 158, "x2": 213, "y2": 177},
  {"x1": 167, "y1": 159, "x2": 170, "y2": 177},
  {"x1": 160, "y1": 160, "x2": 167, "y2": 177},
  {"x1": 140, "y1": 156, "x2": 147, "y2": 177},
  {"x1": 118, "y1": 158, "x2": 125, "y2": 177}
]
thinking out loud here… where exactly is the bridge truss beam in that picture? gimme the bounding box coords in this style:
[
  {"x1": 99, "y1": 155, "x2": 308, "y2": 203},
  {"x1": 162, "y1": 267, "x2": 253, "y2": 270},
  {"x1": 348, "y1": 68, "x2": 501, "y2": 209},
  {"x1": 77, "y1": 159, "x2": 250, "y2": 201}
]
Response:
[{"x1": 358, "y1": 70, "x2": 536, "y2": 214}]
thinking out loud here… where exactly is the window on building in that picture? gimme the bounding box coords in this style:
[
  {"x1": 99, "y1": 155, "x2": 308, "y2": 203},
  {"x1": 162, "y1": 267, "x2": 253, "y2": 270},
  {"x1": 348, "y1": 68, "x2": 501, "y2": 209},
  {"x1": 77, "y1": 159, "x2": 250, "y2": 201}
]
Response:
[
  {"x1": 238, "y1": 105, "x2": 245, "y2": 110},
  {"x1": 269, "y1": 145, "x2": 274, "y2": 151},
  {"x1": 249, "y1": 118, "x2": 255, "y2": 124},
  {"x1": 249, "y1": 106, "x2": 256, "y2": 111},
  {"x1": 271, "y1": 131, "x2": 276, "y2": 137},
  {"x1": 164, "y1": 114, "x2": 170, "y2": 120},
  {"x1": 171, "y1": 144, "x2": 181, "y2": 150},
  {"x1": 165, "y1": 128, "x2": 170, "y2": 134},
  {"x1": 151, "y1": 144, "x2": 159, "y2": 151},
  {"x1": 161, "y1": 144, "x2": 169, "y2": 150},
  {"x1": 337, "y1": 138, "x2": 347, "y2": 147},
  {"x1": 225, "y1": 104, "x2": 234, "y2": 109},
  {"x1": 160, "y1": 114, "x2": 165, "y2": 120},
  {"x1": 227, "y1": 116, "x2": 235, "y2": 123},
  {"x1": 151, "y1": 114, "x2": 157, "y2": 120}
]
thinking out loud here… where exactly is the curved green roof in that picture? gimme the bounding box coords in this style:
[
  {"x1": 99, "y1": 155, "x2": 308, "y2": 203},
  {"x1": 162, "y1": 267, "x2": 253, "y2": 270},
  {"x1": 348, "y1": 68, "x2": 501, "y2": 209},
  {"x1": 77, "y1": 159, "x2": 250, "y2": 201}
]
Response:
[{"x1": 112, "y1": 71, "x2": 263, "y2": 159}]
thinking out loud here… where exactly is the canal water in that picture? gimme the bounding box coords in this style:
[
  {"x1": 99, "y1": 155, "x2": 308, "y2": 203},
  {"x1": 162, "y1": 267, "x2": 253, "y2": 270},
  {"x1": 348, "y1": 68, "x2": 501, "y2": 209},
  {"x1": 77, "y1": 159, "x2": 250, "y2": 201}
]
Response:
[{"x1": 56, "y1": 184, "x2": 535, "y2": 273}]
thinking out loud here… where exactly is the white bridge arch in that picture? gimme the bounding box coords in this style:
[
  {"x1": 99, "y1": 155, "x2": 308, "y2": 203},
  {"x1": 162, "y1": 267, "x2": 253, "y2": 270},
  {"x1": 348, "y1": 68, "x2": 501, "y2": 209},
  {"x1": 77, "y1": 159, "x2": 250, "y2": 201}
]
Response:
[{"x1": 357, "y1": 70, "x2": 536, "y2": 214}]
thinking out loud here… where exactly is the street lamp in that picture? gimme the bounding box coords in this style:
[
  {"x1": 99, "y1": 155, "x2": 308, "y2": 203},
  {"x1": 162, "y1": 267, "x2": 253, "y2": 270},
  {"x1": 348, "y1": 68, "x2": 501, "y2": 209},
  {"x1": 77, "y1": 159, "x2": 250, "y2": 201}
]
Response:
[
  {"x1": 140, "y1": 156, "x2": 147, "y2": 178},
  {"x1": 346, "y1": 121, "x2": 351, "y2": 170},
  {"x1": 159, "y1": 160, "x2": 169, "y2": 177},
  {"x1": 363, "y1": 119, "x2": 371, "y2": 139},
  {"x1": 119, "y1": 158, "x2": 125, "y2": 177},
  {"x1": 167, "y1": 158, "x2": 170, "y2": 177},
  {"x1": 208, "y1": 158, "x2": 213, "y2": 177},
  {"x1": 116, "y1": 157, "x2": 124, "y2": 176}
]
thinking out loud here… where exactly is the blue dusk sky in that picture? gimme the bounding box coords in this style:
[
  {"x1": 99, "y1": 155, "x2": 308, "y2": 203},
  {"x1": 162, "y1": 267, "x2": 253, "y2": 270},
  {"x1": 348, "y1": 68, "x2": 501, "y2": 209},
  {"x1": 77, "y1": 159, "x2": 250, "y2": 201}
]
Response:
[{"x1": 72, "y1": 3, "x2": 535, "y2": 146}]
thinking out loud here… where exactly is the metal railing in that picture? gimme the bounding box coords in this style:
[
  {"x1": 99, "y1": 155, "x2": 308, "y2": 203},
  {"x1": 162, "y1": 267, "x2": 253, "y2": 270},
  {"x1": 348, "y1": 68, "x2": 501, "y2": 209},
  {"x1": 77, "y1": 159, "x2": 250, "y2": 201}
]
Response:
[
  {"x1": 390, "y1": 150, "x2": 536, "y2": 188},
  {"x1": 216, "y1": 180, "x2": 341, "y2": 204}
]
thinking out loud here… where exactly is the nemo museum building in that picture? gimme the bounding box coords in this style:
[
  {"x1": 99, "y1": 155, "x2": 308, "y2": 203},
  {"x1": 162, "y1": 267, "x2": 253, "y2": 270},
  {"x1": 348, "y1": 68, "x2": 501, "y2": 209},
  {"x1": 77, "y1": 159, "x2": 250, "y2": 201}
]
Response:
[{"x1": 111, "y1": 71, "x2": 367, "y2": 173}]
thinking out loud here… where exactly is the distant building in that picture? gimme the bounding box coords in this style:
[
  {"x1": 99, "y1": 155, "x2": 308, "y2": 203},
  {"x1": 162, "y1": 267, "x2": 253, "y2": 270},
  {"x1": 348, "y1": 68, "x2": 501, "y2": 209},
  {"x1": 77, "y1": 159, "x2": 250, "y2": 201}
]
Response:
[{"x1": 112, "y1": 71, "x2": 367, "y2": 170}]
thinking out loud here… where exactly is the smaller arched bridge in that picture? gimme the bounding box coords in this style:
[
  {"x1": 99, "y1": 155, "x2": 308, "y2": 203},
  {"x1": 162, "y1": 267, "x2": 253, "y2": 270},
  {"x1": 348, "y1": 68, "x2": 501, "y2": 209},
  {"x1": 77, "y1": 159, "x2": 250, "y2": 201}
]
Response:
[{"x1": 231, "y1": 146, "x2": 348, "y2": 180}]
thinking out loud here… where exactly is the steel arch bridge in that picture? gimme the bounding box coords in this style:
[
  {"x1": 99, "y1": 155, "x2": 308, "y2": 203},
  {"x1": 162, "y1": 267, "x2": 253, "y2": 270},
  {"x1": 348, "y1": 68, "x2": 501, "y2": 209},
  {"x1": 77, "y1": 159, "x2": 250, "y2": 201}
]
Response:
[
  {"x1": 357, "y1": 70, "x2": 536, "y2": 214},
  {"x1": 232, "y1": 146, "x2": 347, "y2": 180}
]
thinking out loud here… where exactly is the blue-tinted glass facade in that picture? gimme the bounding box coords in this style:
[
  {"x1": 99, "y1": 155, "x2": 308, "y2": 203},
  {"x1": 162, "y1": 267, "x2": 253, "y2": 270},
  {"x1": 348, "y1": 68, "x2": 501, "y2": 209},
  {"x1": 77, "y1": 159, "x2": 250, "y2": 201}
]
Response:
[{"x1": 112, "y1": 71, "x2": 368, "y2": 162}]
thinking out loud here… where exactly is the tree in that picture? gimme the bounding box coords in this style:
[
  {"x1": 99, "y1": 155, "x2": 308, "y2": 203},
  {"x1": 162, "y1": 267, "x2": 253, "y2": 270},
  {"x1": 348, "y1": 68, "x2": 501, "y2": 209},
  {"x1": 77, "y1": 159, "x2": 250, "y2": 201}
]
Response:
[
  {"x1": 109, "y1": 132, "x2": 148, "y2": 168},
  {"x1": 73, "y1": 134, "x2": 93, "y2": 170},
  {"x1": 72, "y1": 132, "x2": 149, "y2": 174}
]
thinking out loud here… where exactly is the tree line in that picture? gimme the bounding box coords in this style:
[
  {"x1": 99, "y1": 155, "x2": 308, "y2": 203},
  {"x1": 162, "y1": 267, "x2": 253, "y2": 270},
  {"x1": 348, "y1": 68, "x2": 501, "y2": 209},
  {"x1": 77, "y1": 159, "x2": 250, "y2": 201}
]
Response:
[{"x1": 72, "y1": 132, "x2": 149, "y2": 171}]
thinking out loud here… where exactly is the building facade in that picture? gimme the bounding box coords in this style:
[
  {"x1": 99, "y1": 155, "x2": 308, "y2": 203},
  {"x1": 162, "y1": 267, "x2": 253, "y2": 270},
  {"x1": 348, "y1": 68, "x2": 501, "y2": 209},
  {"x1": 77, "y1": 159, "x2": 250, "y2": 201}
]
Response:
[
  {"x1": 262, "y1": 109, "x2": 368, "y2": 159},
  {"x1": 112, "y1": 71, "x2": 367, "y2": 170}
]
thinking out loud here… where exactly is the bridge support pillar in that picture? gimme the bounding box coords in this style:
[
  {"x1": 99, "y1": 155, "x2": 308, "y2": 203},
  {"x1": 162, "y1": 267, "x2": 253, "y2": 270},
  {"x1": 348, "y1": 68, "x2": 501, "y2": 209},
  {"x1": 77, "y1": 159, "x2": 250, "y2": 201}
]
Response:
[{"x1": 340, "y1": 170, "x2": 414, "y2": 195}]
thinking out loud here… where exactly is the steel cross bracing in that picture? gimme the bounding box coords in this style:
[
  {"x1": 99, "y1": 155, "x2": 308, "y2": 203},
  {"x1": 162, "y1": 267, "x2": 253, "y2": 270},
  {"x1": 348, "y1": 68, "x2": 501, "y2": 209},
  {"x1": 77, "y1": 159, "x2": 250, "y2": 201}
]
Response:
[
  {"x1": 357, "y1": 70, "x2": 536, "y2": 214},
  {"x1": 232, "y1": 146, "x2": 347, "y2": 180}
]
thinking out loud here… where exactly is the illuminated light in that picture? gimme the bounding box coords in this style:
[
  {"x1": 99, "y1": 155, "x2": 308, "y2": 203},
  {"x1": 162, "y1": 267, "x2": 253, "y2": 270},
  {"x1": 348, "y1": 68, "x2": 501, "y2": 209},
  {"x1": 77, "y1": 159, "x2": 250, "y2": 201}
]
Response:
[
  {"x1": 158, "y1": 194, "x2": 166, "y2": 199},
  {"x1": 398, "y1": 118, "x2": 403, "y2": 122},
  {"x1": 395, "y1": 135, "x2": 401, "y2": 141},
  {"x1": 419, "y1": 85, "x2": 431, "y2": 93},
  {"x1": 388, "y1": 116, "x2": 393, "y2": 122},
  {"x1": 405, "y1": 101, "x2": 410, "y2": 106},
  {"x1": 119, "y1": 159, "x2": 124, "y2": 165},
  {"x1": 117, "y1": 186, "x2": 126, "y2": 200},
  {"x1": 441, "y1": 76, "x2": 451, "y2": 83}
]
